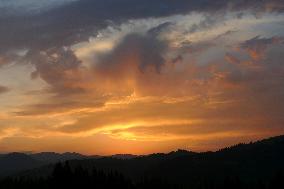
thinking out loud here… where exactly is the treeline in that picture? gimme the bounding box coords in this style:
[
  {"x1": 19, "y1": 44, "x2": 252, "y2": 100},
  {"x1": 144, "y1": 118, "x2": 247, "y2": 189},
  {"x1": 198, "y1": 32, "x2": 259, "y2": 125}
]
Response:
[
  {"x1": 0, "y1": 162, "x2": 179, "y2": 189},
  {"x1": 0, "y1": 161, "x2": 283, "y2": 189}
]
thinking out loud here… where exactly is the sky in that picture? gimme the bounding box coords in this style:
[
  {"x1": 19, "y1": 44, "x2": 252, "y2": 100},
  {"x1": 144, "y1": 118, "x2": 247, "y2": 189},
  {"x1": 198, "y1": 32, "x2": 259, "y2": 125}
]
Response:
[{"x1": 0, "y1": 0, "x2": 284, "y2": 155}]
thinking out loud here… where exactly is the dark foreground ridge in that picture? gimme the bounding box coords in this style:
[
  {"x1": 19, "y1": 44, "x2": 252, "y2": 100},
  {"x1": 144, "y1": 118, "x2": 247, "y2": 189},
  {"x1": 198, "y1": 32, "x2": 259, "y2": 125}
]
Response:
[{"x1": 0, "y1": 135, "x2": 284, "y2": 188}]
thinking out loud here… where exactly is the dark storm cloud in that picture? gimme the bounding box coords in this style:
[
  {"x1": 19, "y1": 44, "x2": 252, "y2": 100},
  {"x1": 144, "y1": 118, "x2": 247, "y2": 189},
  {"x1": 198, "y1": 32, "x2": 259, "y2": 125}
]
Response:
[
  {"x1": 0, "y1": 86, "x2": 9, "y2": 94},
  {"x1": 0, "y1": 0, "x2": 283, "y2": 53}
]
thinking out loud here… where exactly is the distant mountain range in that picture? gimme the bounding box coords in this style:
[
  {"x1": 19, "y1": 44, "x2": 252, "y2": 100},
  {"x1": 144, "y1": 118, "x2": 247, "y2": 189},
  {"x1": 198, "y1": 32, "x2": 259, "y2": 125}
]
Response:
[
  {"x1": 0, "y1": 152, "x2": 43, "y2": 176},
  {"x1": 0, "y1": 151, "x2": 139, "y2": 176},
  {"x1": 31, "y1": 152, "x2": 91, "y2": 163},
  {"x1": 1, "y1": 135, "x2": 284, "y2": 188}
]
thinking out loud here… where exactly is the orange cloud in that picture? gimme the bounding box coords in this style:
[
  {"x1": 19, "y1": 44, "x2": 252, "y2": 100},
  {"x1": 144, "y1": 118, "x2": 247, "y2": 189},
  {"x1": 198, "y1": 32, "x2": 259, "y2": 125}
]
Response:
[{"x1": 2, "y1": 26, "x2": 284, "y2": 155}]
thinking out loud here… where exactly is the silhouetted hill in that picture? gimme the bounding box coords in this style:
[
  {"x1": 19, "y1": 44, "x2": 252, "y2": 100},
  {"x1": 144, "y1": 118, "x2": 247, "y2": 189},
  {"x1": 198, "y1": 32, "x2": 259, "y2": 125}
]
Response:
[
  {"x1": 0, "y1": 152, "x2": 100, "y2": 177},
  {"x1": 1, "y1": 135, "x2": 284, "y2": 188},
  {"x1": 111, "y1": 154, "x2": 138, "y2": 159},
  {"x1": 0, "y1": 153, "x2": 43, "y2": 177},
  {"x1": 30, "y1": 152, "x2": 89, "y2": 163}
]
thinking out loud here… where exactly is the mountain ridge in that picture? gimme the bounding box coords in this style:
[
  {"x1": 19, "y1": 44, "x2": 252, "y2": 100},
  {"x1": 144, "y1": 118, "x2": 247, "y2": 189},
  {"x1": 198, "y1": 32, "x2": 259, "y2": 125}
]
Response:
[{"x1": 1, "y1": 135, "x2": 284, "y2": 180}]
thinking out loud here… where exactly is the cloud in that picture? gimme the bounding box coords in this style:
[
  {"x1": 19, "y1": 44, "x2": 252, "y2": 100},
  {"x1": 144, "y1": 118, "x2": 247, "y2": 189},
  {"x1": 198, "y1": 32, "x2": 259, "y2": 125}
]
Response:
[
  {"x1": 179, "y1": 40, "x2": 216, "y2": 54},
  {"x1": 240, "y1": 36, "x2": 284, "y2": 60},
  {"x1": 12, "y1": 47, "x2": 106, "y2": 116},
  {"x1": 0, "y1": 0, "x2": 77, "y2": 16},
  {"x1": 95, "y1": 33, "x2": 168, "y2": 74},
  {"x1": 0, "y1": 86, "x2": 9, "y2": 94},
  {"x1": 14, "y1": 99, "x2": 105, "y2": 116},
  {"x1": 0, "y1": 0, "x2": 283, "y2": 53},
  {"x1": 214, "y1": 30, "x2": 238, "y2": 40},
  {"x1": 12, "y1": 30, "x2": 284, "y2": 122},
  {"x1": 225, "y1": 53, "x2": 241, "y2": 64},
  {"x1": 188, "y1": 15, "x2": 221, "y2": 34},
  {"x1": 1, "y1": 8, "x2": 284, "y2": 153},
  {"x1": 14, "y1": 30, "x2": 173, "y2": 116},
  {"x1": 0, "y1": 51, "x2": 23, "y2": 67},
  {"x1": 92, "y1": 32, "x2": 172, "y2": 96},
  {"x1": 171, "y1": 55, "x2": 183, "y2": 64},
  {"x1": 0, "y1": 57, "x2": 8, "y2": 67},
  {"x1": 147, "y1": 22, "x2": 174, "y2": 36},
  {"x1": 26, "y1": 47, "x2": 86, "y2": 96}
]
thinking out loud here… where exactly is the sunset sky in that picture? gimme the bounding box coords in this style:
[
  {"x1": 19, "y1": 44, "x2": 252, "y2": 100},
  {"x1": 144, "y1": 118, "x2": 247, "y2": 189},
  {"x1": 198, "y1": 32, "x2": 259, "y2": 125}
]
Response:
[{"x1": 0, "y1": 0, "x2": 284, "y2": 155}]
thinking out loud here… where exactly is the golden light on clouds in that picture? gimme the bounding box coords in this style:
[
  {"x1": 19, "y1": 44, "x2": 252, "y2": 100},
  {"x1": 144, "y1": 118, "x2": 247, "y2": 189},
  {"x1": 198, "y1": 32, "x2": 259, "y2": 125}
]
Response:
[{"x1": 0, "y1": 11, "x2": 284, "y2": 155}]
